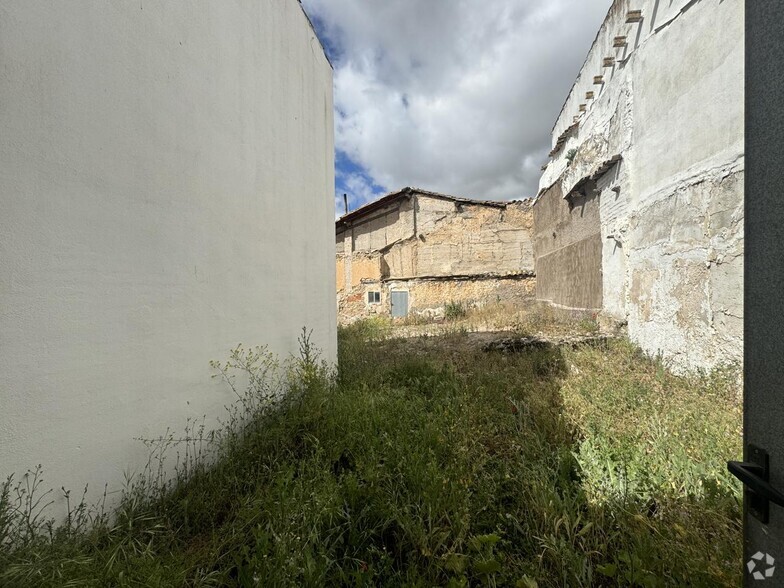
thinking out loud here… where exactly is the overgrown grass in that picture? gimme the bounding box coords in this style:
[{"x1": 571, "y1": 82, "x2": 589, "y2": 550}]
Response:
[
  {"x1": 0, "y1": 325, "x2": 742, "y2": 586},
  {"x1": 444, "y1": 301, "x2": 468, "y2": 321},
  {"x1": 379, "y1": 300, "x2": 600, "y2": 340}
]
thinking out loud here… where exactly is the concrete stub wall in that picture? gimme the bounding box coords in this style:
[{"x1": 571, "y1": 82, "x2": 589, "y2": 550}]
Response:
[{"x1": 0, "y1": 1, "x2": 335, "y2": 513}]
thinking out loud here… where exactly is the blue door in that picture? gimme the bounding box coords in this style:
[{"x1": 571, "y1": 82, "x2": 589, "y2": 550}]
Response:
[{"x1": 390, "y1": 291, "x2": 408, "y2": 318}]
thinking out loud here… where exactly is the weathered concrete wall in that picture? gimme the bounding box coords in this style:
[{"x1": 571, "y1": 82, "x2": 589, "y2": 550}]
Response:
[
  {"x1": 336, "y1": 252, "x2": 382, "y2": 292},
  {"x1": 533, "y1": 182, "x2": 602, "y2": 310},
  {"x1": 411, "y1": 197, "x2": 534, "y2": 278},
  {"x1": 336, "y1": 257, "x2": 346, "y2": 292},
  {"x1": 0, "y1": 1, "x2": 335, "y2": 513},
  {"x1": 537, "y1": 0, "x2": 743, "y2": 372},
  {"x1": 597, "y1": 161, "x2": 628, "y2": 319},
  {"x1": 337, "y1": 285, "x2": 386, "y2": 324},
  {"x1": 398, "y1": 276, "x2": 536, "y2": 318},
  {"x1": 350, "y1": 198, "x2": 415, "y2": 252},
  {"x1": 336, "y1": 196, "x2": 413, "y2": 294},
  {"x1": 626, "y1": 165, "x2": 744, "y2": 370},
  {"x1": 338, "y1": 276, "x2": 536, "y2": 324}
]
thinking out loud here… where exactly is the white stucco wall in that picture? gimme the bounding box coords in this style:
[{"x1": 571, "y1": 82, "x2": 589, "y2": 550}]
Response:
[
  {"x1": 539, "y1": 0, "x2": 743, "y2": 372},
  {"x1": 597, "y1": 161, "x2": 627, "y2": 320},
  {"x1": 0, "y1": 1, "x2": 335, "y2": 513}
]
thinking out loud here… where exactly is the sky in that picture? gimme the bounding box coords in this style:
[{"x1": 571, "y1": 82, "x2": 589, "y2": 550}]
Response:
[{"x1": 300, "y1": 0, "x2": 612, "y2": 214}]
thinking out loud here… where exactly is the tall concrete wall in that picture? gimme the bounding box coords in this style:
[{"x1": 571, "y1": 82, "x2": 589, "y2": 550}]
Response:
[
  {"x1": 0, "y1": 1, "x2": 335, "y2": 513},
  {"x1": 537, "y1": 0, "x2": 743, "y2": 372}
]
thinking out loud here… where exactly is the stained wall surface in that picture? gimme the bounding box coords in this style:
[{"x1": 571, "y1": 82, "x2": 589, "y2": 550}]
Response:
[
  {"x1": 533, "y1": 182, "x2": 602, "y2": 310},
  {"x1": 0, "y1": 1, "x2": 335, "y2": 513},
  {"x1": 536, "y1": 0, "x2": 743, "y2": 372},
  {"x1": 338, "y1": 198, "x2": 416, "y2": 254},
  {"x1": 388, "y1": 277, "x2": 536, "y2": 318},
  {"x1": 410, "y1": 197, "x2": 534, "y2": 278}
]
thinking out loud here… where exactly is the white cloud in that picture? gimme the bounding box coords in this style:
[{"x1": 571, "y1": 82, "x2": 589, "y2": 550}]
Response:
[{"x1": 303, "y1": 0, "x2": 611, "y2": 200}]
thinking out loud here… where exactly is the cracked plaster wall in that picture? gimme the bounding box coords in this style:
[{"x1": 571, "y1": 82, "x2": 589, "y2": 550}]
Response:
[
  {"x1": 536, "y1": 0, "x2": 743, "y2": 372},
  {"x1": 392, "y1": 196, "x2": 534, "y2": 279},
  {"x1": 338, "y1": 198, "x2": 415, "y2": 254}
]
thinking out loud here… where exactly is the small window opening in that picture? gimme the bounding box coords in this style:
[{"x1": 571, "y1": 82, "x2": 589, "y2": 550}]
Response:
[{"x1": 368, "y1": 291, "x2": 381, "y2": 304}]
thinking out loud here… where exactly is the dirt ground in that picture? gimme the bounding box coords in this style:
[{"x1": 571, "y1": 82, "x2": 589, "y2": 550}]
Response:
[{"x1": 363, "y1": 300, "x2": 612, "y2": 356}]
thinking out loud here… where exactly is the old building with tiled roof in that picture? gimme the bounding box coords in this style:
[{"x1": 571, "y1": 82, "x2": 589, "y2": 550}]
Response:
[{"x1": 336, "y1": 187, "x2": 535, "y2": 322}]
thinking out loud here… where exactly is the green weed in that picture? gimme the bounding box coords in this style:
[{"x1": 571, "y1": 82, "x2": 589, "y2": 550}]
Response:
[{"x1": 445, "y1": 301, "x2": 468, "y2": 321}]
